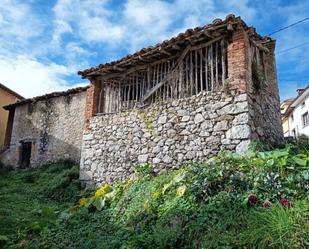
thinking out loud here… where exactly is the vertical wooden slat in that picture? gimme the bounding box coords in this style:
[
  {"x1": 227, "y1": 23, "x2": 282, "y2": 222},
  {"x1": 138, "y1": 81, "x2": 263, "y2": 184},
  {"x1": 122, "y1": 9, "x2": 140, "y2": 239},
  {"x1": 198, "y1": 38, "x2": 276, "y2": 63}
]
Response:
[
  {"x1": 200, "y1": 49, "x2": 203, "y2": 93},
  {"x1": 135, "y1": 73, "x2": 139, "y2": 106},
  {"x1": 110, "y1": 82, "x2": 112, "y2": 112},
  {"x1": 163, "y1": 62, "x2": 166, "y2": 101},
  {"x1": 166, "y1": 61, "x2": 169, "y2": 99},
  {"x1": 190, "y1": 51, "x2": 193, "y2": 96},
  {"x1": 195, "y1": 50, "x2": 198, "y2": 95},
  {"x1": 118, "y1": 81, "x2": 122, "y2": 112},
  {"x1": 105, "y1": 84, "x2": 108, "y2": 113},
  {"x1": 98, "y1": 81, "x2": 103, "y2": 113},
  {"x1": 128, "y1": 81, "x2": 131, "y2": 109},
  {"x1": 156, "y1": 64, "x2": 159, "y2": 102},
  {"x1": 210, "y1": 44, "x2": 214, "y2": 91},
  {"x1": 215, "y1": 42, "x2": 218, "y2": 89},
  {"x1": 106, "y1": 83, "x2": 109, "y2": 113},
  {"x1": 179, "y1": 59, "x2": 183, "y2": 98},
  {"x1": 109, "y1": 83, "x2": 112, "y2": 112},
  {"x1": 205, "y1": 47, "x2": 209, "y2": 91},
  {"x1": 221, "y1": 39, "x2": 226, "y2": 87},
  {"x1": 186, "y1": 54, "x2": 189, "y2": 97}
]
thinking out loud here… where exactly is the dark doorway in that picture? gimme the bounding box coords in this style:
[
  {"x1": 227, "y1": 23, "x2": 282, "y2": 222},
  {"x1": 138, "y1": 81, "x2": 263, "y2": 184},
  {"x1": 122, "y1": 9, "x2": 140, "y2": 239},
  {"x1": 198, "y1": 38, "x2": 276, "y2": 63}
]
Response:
[{"x1": 19, "y1": 141, "x2": 32, "y2": 168}]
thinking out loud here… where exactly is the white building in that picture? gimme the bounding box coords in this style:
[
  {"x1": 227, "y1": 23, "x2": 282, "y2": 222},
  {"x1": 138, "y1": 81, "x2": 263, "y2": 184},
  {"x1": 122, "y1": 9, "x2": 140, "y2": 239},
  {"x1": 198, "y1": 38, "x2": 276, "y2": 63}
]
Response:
[{"x1": 286, "y1": 86, "x2": 309, "y2": 138}]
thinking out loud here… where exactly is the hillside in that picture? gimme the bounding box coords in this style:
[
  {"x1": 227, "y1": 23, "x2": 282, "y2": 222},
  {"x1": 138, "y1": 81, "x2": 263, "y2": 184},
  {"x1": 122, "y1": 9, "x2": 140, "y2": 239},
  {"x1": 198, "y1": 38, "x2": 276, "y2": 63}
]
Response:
[{"x1": 0, "y1": 143, "x2": 308, "y2": 249}]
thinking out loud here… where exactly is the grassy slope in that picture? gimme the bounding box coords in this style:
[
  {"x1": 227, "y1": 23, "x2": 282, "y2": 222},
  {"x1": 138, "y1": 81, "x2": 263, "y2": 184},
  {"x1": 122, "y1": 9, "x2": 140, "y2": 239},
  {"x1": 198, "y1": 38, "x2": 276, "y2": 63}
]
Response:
[
  {"x1": 0, "y1": 161, "x2": 80, "y2": 248},
  {"x1": 0, "y1": 144, "x2": 308, "y2": 249}
]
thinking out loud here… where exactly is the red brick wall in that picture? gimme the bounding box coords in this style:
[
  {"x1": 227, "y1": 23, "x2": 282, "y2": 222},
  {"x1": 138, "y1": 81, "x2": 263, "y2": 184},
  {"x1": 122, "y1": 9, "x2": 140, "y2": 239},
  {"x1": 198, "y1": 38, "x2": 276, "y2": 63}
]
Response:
[
  {"x1": 227, "y1": 25, "x2": 250, "y2": 93},
  {"x1": 84, "y1": 80, "x2": 101, "y2": 130}
]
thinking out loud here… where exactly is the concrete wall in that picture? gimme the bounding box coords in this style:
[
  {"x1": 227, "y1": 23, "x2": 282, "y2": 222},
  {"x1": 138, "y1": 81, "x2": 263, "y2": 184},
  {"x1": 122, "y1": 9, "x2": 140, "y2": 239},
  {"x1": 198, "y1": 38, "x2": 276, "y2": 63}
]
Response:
[
  {"x1": 0, "y1": 89, "x2": 20, "y2": 147},
  {"x1": 0, "y1": 91, "x2": 86, "y2": 167}
]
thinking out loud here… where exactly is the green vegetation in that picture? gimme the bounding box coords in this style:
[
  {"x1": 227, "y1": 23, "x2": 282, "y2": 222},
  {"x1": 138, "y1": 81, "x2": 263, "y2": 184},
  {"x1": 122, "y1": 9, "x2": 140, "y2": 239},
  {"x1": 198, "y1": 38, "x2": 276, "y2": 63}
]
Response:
[
  {"x1": 0, "y1": 144, "x2": 309, "y2": 249},
  {"x1": 0, "y1": 161, "x2": 80, "y2": 248}
]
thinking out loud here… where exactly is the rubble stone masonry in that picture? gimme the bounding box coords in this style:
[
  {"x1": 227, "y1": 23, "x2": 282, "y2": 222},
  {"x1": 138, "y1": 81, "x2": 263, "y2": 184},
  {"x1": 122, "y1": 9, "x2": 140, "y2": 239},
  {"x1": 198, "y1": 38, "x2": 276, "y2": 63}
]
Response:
[
  {"x1": 80, "y1": 26, "x2": 283, "y2": 185},
  {"x1": 0, "y1": 91, "x2": 86, "y2": 167}
]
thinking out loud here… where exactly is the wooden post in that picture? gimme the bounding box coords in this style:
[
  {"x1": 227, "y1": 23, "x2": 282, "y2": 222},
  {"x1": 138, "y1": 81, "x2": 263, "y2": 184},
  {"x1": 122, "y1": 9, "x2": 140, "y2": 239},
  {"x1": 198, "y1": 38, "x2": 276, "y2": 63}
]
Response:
[
  {"x1": 200, "y1": 48, "x2": 203, "y2": 93},
  {"x1": 221, "y1": 39, "x2": 226, "y2": 87},
  {"x1": 190, "y1": 51, "x2": 193, "y2": 96},
  {"x1": 206, "y1": 47, "x2": 209, "y2": 91},
  {"x1": 215, "y1": 42, "x2": 218, "y2": 89},
  {"x1": 210, "y1": 43, "x2": 214, "y2": 91},
  {"x1": 195, "y1": 50, "x2": 198, "y2": 95}
]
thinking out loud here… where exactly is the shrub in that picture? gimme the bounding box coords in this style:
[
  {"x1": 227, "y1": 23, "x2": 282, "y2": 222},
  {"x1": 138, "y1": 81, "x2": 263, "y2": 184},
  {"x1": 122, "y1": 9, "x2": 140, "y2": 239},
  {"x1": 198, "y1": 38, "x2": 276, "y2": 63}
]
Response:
[
  {"x1": 3, "y1": 144, "x2": 309, "y2": 249},
  {"x1": 42, "y1": 164, "x2": 81, "y2": 202},
  {"x1": 242, "y1": 201, "x2": 309, "y2": 248}
]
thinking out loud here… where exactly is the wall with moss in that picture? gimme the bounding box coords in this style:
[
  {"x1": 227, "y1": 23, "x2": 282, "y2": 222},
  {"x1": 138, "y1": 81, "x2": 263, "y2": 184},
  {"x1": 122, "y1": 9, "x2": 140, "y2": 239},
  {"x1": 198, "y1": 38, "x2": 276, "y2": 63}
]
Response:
[
  {"x1": 80, "y1": 91, "x2": 255, "y2": 185},
  {"x1": 0, "y1": 91, "x2": 86, "y2": 167}
]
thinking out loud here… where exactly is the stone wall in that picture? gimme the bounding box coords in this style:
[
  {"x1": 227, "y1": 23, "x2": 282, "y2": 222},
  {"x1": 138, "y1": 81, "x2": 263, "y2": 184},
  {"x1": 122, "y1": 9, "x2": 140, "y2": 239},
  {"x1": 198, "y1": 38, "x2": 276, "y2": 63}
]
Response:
[
  {"x1": 80, "y1": 91, "x2": 251, "y2": 185},
  {"x1": 0, "y1": 91, "x2": 86, "y2": 167},
  {"x1": 80, "y1": 23, "x2": 284, "y2": 186},
  {"x1": 246, "y1": 41, "x2": 283, "y2": 144}
]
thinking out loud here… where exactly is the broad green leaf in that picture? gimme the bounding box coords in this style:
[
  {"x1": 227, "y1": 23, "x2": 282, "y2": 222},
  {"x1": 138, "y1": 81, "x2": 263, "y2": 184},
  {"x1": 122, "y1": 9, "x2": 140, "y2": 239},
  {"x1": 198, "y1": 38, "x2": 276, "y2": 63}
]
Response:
[
  {"x1": 176, "y1": 185, "x2": 187, "y2": 197},
  {"x1": 162, "y1": 182, "x2": 173, "y2": 194},
  {"x1": 174, "y1": 171, "x2": 186, "y2": 183},
  {"x1": 272, "y1": 150, "x2": 289, "y2": 158},
  {"x1": 292, "y1": 156, "x2": 307, "y2": 167},
  {"x1": 92, "y1": 197, "x2": 106, "y2": 211},
  {"x1": 303, "y1": 171, "x2": 309, "y2": 180}
]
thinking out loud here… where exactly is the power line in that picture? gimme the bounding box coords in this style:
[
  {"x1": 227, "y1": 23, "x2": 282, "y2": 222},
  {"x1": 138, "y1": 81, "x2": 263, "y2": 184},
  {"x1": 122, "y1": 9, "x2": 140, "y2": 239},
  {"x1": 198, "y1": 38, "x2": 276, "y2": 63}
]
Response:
[
  {"x1": 266, "y1": 16, "x2": 309, "y2": 36},
  {"x1": 276, "y1": 41, "x2": 309, "y2": 54}
]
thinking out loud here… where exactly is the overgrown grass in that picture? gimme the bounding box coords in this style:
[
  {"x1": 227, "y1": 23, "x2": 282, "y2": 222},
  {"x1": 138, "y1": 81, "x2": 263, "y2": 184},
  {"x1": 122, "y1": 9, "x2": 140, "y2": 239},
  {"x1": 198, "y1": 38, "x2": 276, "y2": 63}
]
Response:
[
  {"x1": 0, "y1": 144, "x2": 308, "y2": 249},
  {"x1": 0, "y1": 161, "x2": 80, "y2": 248}
]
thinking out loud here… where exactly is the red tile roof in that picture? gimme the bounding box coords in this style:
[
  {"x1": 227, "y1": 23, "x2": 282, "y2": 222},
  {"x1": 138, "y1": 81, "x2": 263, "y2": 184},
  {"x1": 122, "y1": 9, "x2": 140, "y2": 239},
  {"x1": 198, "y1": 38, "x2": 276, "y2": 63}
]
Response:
[{"x1": 78, "y1": 14, "x2": 271, "y2": 79}]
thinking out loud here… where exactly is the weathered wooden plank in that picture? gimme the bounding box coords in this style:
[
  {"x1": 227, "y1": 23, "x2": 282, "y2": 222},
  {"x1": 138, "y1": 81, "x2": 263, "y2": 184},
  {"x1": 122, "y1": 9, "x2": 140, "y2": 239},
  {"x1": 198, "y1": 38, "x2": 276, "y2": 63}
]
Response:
[
  {"x1": 210, "y1": 43, "x2": 214, "y2": 91},
  {"x1": 195, "y1": 49, "x2": 198, "y2": 95},
  {"x1": 190, "y1": 51, "x2": 193, "y2": 96},
  {"x1": 142, "y1": 44, "x2": 192, "y2": 102},
  {"x1": 200, "y1": 48, "x2": 203, "y2": 93},
  {"x1": 215, "y1": 42, "x2": 218, "y2": 88},
  {"x1": 221, "y1": 39, "x2": 226, "y2": 87},
  {"x1": 205, "y1": 47, "x2": 209, "y2": 91}
]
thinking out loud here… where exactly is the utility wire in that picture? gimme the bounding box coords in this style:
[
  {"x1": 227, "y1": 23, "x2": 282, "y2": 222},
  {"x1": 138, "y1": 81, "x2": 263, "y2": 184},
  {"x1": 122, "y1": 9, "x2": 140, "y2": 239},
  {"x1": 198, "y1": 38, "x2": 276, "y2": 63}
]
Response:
[
  {"x1": 276, "y1": 41, "x2": 309, "y2": 54},
  {"x1": 266, "y1": 16, "x2": 309, "y2": 36}
]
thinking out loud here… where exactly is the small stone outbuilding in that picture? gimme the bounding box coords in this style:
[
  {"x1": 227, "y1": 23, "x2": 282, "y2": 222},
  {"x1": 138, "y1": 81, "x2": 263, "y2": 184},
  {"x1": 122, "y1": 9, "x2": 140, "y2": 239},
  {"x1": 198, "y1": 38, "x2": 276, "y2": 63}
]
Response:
[
  {"x1": 0, "y1": 87, "x2": 88, "y2": 168},
  {"x1": 78, "y1": 15, "x2": 284, "y2": 185}
]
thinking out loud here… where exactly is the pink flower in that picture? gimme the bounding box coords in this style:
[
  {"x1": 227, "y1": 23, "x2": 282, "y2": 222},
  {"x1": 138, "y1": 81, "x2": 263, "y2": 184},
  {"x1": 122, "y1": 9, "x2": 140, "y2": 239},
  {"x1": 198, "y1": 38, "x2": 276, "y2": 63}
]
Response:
[
  {"x1": 262, "y1": 200, "x2": 272, "y2": 208},
  {"x1": 279, "y1": 198, "x2": 290, "y2": 207},
  {"x1": 248, "y1": 194, "x2": 258, "y2": 203}
]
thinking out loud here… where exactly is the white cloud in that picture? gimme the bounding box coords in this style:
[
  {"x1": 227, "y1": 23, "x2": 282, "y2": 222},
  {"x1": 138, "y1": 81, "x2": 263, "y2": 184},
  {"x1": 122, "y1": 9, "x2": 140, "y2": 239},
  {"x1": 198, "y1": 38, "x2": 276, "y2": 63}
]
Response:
[
  {"x1": 51, "y1": 0, "x2": 257, "y2": 52},
  {"x1": 0, "y1": 0, "x2": 45, "y2": 52},
  {"x1": 0, "y1": 55, "x2": 86, "y2": 98},
  {"x1": 1, "y1": 0, "x2": 306, "y2": 101},
  {"x1": 53, "y1": 0, "x2": 124, "y2": 44}
]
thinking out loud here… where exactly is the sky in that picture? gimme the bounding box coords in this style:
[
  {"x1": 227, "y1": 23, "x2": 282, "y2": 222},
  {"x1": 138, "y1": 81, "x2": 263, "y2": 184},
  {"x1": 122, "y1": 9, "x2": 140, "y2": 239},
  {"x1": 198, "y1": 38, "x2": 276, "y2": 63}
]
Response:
[{"x1": 0, "y1": 0, "x2": 308, "y2": 100}]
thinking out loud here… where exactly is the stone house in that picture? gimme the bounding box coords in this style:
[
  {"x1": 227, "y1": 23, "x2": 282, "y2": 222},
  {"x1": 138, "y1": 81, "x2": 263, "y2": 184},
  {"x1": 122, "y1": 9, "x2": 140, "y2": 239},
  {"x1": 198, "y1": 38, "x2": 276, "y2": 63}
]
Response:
[
  {"x1": 78, "y1": 15, "x2": 283, "y2": 185},
  {"x1": 0, "y1": 87, "x2": 88, "y2": 168},
  {"x1": 0, "y1": 83, "x2": 24, "y2": 150}
]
